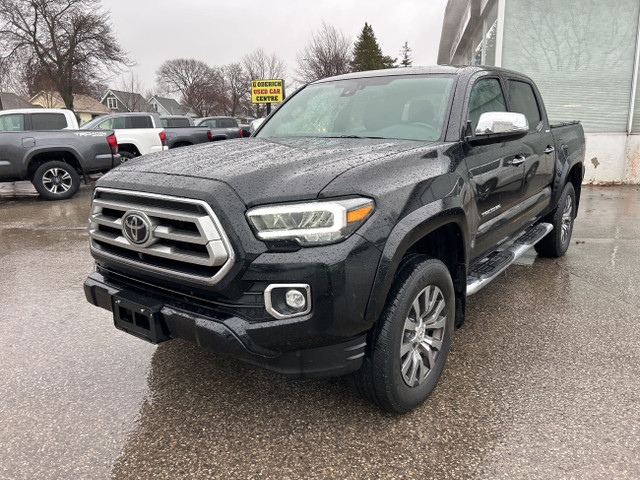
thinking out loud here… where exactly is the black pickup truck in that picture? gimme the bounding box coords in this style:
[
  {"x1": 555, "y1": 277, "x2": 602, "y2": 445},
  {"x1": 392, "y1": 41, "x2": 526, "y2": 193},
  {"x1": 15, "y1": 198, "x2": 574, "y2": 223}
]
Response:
[
  {"x1": 84, "y1": 66, "x2": 585, "y2": 413},
  {"x1": 0, "y1": 129, "x2": 120, "y2": 199}
]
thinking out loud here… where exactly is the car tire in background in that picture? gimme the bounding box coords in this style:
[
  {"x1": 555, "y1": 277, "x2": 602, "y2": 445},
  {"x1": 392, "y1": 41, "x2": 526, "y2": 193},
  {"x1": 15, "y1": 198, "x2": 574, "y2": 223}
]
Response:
[{"x1": 32, "y1": 161, "x2": 80, "y2": 200}]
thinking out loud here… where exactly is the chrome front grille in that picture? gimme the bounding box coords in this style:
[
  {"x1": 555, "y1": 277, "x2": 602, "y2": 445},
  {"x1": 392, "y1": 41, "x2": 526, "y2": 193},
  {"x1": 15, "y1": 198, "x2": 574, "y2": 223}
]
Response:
[{"x1": 89, "y1": 188, "x2": 235, "y2": 285}]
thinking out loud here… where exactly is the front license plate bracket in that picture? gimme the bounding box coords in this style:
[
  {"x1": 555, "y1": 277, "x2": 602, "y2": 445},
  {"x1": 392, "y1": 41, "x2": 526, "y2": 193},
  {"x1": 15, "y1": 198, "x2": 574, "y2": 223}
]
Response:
[{"x1": 112, "y1": 291, "x2": 170, "y2": 344}]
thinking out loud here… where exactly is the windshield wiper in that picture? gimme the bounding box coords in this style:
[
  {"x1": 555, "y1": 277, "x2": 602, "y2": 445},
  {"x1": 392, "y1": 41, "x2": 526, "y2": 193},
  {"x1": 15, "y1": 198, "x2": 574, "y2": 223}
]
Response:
[{"x1": 321, "y1": 135, "x2": 386, "y2": 139}]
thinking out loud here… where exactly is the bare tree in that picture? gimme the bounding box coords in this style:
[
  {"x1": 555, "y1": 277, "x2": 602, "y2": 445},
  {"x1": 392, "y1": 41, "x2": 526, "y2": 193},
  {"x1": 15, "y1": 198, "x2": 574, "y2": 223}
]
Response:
[
  {"x1": 224, "y1": 62, "x2": 250, "y2": 117},
  {"x1": 156, "y1": 58, "x2": 227, "y2": 116},
  {"x1": 116, "y1": 72, "x2": 147, "y2": 112},
  {"x1": 296, "y1": 22, "x2": 352, "y2": 83},
  {"x1": 242, "y1": 49, "x2": 287, "y2": 117},
  {"x1": 0, "y1": 54, "x2": 23, "y2": 93},
  {"x1": 0, "y1": 0, "x2": 128, "y2": 110}
]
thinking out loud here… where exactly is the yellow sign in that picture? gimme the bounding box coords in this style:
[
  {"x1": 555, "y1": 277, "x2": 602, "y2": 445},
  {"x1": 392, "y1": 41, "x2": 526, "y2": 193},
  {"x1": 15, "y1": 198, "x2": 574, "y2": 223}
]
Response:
[{"x1": 251, "y1": 79, "x2": 285, "y2": 104}]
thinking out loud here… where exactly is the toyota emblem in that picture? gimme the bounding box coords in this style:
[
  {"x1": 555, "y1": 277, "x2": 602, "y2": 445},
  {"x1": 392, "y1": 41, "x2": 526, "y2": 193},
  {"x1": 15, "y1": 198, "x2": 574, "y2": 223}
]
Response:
[{"x1": 122, "y1": 211, "x2": 152, "y2": 246}]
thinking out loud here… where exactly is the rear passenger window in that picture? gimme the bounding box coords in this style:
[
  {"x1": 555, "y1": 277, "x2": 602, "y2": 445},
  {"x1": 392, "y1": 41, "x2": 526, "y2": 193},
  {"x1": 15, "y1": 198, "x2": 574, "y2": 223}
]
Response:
[
  {"x1": 468, "y1": 78, "x2": 507, "y2": 134},
  {"x1": 127, "y1": 116, "x2": 153, "y2": 128},
  {"x1": 31, "y1": 113, "x2": 68, "y2": 130},
  {"x1": 164, "y1": 117, "x2": 190, "y2": 127},
  {"x1": 0, "y1": 114, "x2": 24, "y2": 131},
  {"x1": 508, "y1": 80, "x2": 542, "y2": 131},
  {"x1": 219, "y1": 119, "x2": 236, "y2": 128}
]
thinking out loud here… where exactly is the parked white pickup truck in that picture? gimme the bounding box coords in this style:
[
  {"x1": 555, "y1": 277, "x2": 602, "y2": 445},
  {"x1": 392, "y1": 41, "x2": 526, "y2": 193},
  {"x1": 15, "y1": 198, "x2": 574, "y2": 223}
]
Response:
[
  {"x1": 0, "y1": 108, "x2": 80, "y2": 131},
  {"x1": 80, "y1": 112, "x2": 167, "y2": 160}
]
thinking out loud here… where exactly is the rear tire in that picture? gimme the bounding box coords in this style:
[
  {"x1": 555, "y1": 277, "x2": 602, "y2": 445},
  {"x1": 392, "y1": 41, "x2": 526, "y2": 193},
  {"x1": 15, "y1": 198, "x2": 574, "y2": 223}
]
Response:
[
  {"x1": 535, "y1": 182, "x2": 576, "y2": 257},
  {"x1": 119, "y1": 151, "x2": 135, "y2": 162},
  {"x1": 349, "y1": 256, "x2": 455, "y2": 413},
  {"x1": 32, "y1": 161, "x2": 80, "y2": 200}
]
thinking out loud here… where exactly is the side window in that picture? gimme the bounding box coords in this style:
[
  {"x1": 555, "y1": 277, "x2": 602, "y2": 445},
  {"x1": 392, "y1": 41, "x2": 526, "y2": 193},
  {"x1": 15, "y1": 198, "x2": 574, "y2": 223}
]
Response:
[
  {"x1": 31, "y1": 113, "x2": 68, "y2": 130},
  {"x1": 98, "y1": 117, "x2": 125, "y2": 129},
  {"x1": 468, "y1": 78, "x2": 507, "y2": 133},
  {"x1": 220, "y1": 118, "x2": 236, "y2": 128},
  {"x1": 126, "y1": 116, "x2": 153, "y2": 128},
  {"x1": 98, "y1": 118, "x2": 113, "y2": 129},
  {"x1": 0, "y1": 114, "x2": 25, "y2": 131},
  {"x1": 508, "y1": 80, "x2": 542, "y2": 131}
]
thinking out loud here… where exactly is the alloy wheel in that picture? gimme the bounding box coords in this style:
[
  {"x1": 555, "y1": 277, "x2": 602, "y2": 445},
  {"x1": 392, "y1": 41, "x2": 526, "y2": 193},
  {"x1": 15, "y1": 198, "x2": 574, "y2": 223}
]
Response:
[{"x1": 400, "y1": 285, "x2": 447, "y2": 387}]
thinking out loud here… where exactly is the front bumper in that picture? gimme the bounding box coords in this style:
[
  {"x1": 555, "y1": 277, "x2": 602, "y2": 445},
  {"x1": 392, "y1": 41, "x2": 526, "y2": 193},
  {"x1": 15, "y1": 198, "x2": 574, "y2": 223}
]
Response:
[{"x1": 84, "y1": 270, "x2": 368, "y2": 378}]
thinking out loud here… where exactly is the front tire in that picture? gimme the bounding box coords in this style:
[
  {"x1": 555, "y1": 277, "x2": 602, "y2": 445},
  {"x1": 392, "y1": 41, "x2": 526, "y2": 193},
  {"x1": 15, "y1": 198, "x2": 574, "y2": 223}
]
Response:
[
  {"x1": 350, "y1": 257, "x2": 455, "y2": 413},
  {"x1": 32, "y1": 161, "x2": 80, "y2": 200},
  {"x1": 535, "y1": 182, "x2": 576, "y2": 257}
]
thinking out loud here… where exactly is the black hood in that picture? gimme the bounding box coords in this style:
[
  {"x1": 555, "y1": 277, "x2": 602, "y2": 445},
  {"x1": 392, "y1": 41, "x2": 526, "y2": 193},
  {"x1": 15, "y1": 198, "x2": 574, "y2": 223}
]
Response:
[{"x1": 109, "y1": 137, "x2": 438, "y2": 206}]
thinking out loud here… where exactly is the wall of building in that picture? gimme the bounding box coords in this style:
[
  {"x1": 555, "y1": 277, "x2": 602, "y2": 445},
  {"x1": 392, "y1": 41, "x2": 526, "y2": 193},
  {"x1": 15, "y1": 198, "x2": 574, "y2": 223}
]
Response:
[{"x1": 439, "y1": 0, "x2": 640, "y2": 183}]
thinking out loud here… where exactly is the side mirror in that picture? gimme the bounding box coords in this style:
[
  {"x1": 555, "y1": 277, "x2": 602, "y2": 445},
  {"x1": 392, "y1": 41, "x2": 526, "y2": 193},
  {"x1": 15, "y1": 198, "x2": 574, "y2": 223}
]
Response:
[{"x1": 468, "y1": 112, "x2": 528, "y2": 145}]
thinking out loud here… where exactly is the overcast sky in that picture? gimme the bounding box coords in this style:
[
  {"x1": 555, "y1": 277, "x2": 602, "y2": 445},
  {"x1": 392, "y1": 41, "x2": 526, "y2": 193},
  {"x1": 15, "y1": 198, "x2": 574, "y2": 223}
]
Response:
[{"x1": 105, "y1": 0, "x2": 449, "y2": 94}]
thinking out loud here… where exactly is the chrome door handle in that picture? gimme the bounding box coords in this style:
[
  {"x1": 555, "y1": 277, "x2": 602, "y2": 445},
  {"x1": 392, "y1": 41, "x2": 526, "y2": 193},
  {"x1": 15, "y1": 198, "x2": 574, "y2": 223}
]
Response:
[
  {"x1": 544, "y1": 146, "x2": 555, "y2": 154},
  {"x1": 510, "y1": 155, "x2": 525, "y2": 166}
]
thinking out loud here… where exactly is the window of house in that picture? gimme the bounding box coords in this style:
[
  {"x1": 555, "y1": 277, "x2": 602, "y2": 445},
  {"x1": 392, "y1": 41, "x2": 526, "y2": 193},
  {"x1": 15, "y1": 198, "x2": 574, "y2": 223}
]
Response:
[
  {"x1": 508, "y1": 80, "x2": 542, "y2": 130},
  {"x1": 473, "y1": 30, "x2": 483, "y2": 65},
  {"x1": 107, "y1": 97, "x2": 118, "y2": 109},
  {"x1": 483, "y1": 1, "x2": 498, "y2": 66},
  {"x1": 30, "y1": 113, "x2": 68, "y2": 130},
  {"x1": 468, "y1": 78, "x2": 507, "y2": 133}
]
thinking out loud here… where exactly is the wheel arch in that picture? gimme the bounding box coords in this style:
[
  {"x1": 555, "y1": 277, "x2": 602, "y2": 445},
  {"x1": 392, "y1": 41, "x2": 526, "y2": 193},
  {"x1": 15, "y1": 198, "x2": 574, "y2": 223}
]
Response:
[
  {"x1": 26, "y1": 149, "x2": 84, "y2": 180},
  {"x1": 117, "y1": 143, "x2": 141, "y2": 156},
  {"x1": 365, "y1": 204, "x2": 469, "y2": 328},
  {"x1": 567, "y1": 162, "x2": 584, "y2": 213}
]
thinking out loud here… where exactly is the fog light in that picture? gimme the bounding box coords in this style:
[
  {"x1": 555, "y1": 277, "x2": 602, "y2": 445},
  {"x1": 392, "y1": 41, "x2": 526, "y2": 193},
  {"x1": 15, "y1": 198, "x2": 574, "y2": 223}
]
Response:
[
  {"x1": 285, "y1": 289, "x2": 306, "y2": 309},
  {"x1": 264, "y1": 284, "x2": 311, "y2": 320}
]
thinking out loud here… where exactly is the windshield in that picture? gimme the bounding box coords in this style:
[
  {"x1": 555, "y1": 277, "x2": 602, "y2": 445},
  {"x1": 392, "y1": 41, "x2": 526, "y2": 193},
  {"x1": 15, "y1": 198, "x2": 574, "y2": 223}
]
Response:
[{"x1": 256, "y1": 75, "x2": 455, "y2": 142}]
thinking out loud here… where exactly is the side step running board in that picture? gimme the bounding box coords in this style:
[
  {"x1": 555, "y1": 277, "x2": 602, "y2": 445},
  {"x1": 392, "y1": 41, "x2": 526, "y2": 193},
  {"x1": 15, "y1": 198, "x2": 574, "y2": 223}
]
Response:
[{"x1": 466, "y1": 222, "x2": 553, "y2": 296}]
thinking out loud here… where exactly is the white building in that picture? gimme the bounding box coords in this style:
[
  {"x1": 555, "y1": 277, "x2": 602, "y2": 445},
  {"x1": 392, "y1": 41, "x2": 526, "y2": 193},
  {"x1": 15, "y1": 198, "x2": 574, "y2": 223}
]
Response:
[{"x1": 438, "y1": 0, "x2": 640, "y2": 184}]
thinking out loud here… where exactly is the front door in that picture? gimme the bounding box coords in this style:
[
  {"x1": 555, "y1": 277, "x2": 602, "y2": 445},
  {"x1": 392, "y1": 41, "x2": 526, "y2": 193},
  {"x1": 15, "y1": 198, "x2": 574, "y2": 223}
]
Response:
[{"x1": 464, "y1": 76, "x2": 527, "y2": 259}]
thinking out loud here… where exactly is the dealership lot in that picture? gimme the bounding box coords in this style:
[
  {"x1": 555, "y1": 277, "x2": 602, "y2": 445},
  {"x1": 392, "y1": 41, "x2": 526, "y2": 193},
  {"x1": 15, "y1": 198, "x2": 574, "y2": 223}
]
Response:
[{"x1": 0, "y1": 184, "x2": 638, "y2": 479}]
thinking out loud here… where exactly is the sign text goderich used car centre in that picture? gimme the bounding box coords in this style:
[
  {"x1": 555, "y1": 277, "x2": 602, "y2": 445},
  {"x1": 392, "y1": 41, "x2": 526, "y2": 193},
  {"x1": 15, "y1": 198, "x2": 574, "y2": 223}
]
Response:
[{"x1": 251, "y1": 79, "x2": 285, "y2": 103}]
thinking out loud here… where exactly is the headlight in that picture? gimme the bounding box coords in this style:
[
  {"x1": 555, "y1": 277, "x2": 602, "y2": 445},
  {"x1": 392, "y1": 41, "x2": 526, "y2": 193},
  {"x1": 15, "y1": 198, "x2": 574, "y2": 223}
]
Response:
[{"x1": 246, "y1": 198, "x2": 374, "y2": 246}]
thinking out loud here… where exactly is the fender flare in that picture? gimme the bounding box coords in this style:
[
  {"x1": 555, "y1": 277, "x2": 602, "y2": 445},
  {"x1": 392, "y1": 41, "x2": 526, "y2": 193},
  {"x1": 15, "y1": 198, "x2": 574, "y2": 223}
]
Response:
[
  {"x1": 551, "y1": 155, "x2": 585, "y2": 210},
  {"x1": 25, "y1": 146, "x2": 86, "y2": 177},
  {"x1": 364, "y1": 199, "x2": 470, "y2": 324}
]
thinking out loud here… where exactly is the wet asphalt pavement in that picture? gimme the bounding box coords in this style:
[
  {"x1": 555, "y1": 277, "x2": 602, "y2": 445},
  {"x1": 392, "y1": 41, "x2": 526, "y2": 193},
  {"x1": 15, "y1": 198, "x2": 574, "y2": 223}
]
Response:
[{"x1": 0, "y1": 182, "x2": 639, "y2": 479}]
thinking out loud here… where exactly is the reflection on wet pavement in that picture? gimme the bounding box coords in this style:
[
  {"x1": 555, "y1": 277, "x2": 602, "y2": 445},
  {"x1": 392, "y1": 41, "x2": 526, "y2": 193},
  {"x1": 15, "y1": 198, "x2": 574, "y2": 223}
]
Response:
[{"x1": 1, "y1": 185, "x2": 639, "y2": 479}]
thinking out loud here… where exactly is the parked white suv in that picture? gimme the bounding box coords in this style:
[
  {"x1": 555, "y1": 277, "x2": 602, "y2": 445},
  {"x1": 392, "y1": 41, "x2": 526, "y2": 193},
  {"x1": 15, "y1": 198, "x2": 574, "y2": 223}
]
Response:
[
  {"x1": 80, "y1": 112, "x2": 167, "y2": 159},
  {"x1": 0, "y1": 108, "x2": 80, "y2": 131}
]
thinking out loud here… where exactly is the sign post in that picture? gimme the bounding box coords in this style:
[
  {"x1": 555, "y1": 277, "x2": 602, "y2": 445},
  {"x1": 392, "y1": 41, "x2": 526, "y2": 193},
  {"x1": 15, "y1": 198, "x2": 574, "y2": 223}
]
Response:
[{"x1": 251, "y1": 79, "x2": 285, "y2": 116}]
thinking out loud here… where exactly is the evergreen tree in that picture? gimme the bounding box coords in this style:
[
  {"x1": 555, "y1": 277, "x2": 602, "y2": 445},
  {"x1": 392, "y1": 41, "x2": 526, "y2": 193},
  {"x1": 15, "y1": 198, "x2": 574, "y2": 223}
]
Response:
[
  {"x1": 351, "y1": 23, "x2": 397, "y2": 71},
  {"x1": 400, "y1": 41, "x2": 412, "y2": 67}
]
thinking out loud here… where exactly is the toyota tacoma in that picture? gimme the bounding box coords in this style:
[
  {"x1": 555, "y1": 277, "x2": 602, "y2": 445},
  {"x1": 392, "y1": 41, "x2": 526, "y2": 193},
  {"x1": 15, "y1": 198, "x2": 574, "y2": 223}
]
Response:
[{"x1": 84, "y1": 66, "x2": 585, "y2": 413}]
